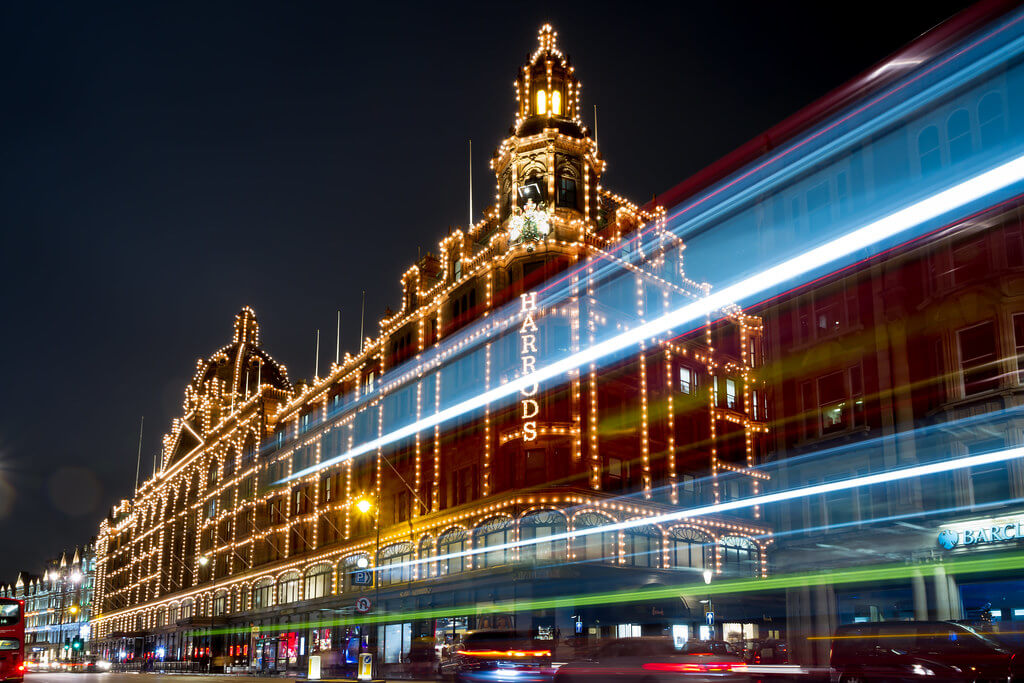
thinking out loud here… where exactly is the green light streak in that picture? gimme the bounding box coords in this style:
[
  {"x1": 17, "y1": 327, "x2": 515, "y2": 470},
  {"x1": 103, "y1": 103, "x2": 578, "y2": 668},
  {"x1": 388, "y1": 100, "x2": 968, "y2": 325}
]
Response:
[{"x1": 180, "y1": 551, "x2": 1024, "y2": 638}]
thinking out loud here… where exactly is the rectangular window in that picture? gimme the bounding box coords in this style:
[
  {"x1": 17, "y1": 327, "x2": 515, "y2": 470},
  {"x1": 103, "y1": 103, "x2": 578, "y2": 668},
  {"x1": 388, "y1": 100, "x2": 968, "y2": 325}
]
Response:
[
  {"x1": 849, "y1": 365, "x2": 865, "y2": 427},
  {"x1": 814, "y1": 294, "x2": 841, "y2": 336},
  {"x1": 818, "y1": 372, "x2": 847, "y2": 434},
  {"x1": 952, "y1": 235, "x2": 987, "y2": 285},
  {"x1": 800, "y1": 381, "x2": 815, "y2": 438},
  {"x1": 725, "y1": 379, "x2": 737, "y2": 409},
  {"x1": 751, "y1": 389, "x2": 760, "y2": 421},
  {"x1": 958, "y1": 321, "x2": 998, "y2": 396},
  {"x1": 525, "y1": 449, "x2": 546, "y2": 487},
  {"x1": 1006, "y1": 222, "x2": 1024, "y2": 268},
  {"x1": 1015, "y1": 314, "x2": 1024, "y2": 384},
  {"x1": 681, "y1": 474, "x2": 696, "y2": 493},
  {"x1": 678, "y1": 366, "x2": 693, "y2": 394},
  {"x1": 557, "y1": 177, "x2": 577, "y2": 208}
]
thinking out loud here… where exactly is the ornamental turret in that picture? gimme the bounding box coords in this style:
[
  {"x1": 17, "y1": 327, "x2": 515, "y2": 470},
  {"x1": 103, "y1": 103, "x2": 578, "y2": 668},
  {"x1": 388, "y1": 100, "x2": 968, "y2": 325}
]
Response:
[{"x1": 492, "y1": 24, "x2": 604, "y2": 239}]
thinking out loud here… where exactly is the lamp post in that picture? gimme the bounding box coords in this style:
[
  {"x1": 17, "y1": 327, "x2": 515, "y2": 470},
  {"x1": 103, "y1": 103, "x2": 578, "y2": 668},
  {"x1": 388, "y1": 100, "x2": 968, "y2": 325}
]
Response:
[
  {"x1": 353, "y1": 494, "x2": 382, "y2": 678},
  {"x1": 702, "y1": 568, "x2": 714, "y2": 641},
  {"x1": 199, "y1": 554, "x2": 213, "y2": 672}
]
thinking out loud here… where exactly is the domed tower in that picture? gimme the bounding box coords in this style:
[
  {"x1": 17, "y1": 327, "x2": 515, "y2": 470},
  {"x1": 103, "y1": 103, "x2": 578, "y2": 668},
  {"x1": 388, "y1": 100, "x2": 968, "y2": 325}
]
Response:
[{"x1": 492, "y1": 24, "x2": 603, "y2": 240}]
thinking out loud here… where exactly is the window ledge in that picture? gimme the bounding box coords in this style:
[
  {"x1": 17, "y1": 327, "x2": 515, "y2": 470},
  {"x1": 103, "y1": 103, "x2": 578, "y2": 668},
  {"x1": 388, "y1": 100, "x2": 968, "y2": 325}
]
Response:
[{"x1": 793, "y1": 424, "x2": 871, "y2": 450}]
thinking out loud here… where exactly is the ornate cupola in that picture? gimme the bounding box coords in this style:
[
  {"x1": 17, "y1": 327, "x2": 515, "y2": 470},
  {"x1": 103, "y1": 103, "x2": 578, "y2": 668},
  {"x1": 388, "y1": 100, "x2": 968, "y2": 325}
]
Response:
[{"x1": 492, "y1": 24, "x2": 604, "y2": 242}]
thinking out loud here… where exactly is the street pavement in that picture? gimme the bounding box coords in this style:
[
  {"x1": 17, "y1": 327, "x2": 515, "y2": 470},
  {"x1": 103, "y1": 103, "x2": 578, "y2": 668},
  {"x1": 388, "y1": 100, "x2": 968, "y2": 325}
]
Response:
[{"x1": 25, "y1": 674, "x2": 438, "y2": 683}]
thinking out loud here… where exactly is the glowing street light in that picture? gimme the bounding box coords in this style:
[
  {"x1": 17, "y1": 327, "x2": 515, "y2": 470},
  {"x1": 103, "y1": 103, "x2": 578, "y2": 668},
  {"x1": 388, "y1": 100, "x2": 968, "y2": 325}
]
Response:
[
  {"x1": 354, "y1": 498, "x2": 373, "y2": 515},
  {"x1": 198, "y1": 555, "x2": 210, "y2": 567}
]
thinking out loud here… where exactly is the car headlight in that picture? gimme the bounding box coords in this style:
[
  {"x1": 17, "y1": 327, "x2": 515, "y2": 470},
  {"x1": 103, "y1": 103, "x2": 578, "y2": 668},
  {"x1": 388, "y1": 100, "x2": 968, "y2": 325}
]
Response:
[{"x1": 911, "y1": 663, "x2": 936, "y2": 676}]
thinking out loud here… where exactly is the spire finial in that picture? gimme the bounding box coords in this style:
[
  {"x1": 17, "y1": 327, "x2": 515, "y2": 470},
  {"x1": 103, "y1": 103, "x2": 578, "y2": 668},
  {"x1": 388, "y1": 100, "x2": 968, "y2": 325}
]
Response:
[{"x1": 539, "y1": 23, "x2": 557, "y2": 52}]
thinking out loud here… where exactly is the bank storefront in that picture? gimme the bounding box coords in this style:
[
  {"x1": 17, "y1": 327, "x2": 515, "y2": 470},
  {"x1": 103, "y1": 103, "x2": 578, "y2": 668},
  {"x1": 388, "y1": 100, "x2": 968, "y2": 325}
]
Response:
[{"x1": 780, "y1": 509, "x2": 1024, "y2": 665}]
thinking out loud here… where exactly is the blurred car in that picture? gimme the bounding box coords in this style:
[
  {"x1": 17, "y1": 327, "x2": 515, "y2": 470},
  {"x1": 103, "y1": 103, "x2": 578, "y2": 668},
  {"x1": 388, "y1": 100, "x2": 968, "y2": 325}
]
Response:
[
  {"x1": 446, "y1": 630, "x2": 555, "y2": 683},
  {"x1": 742, "y1": 639, "x2": 789, "y2": 665},
  {"x1": 680, "y1": 640, "x2": 743, "y2": 657},
  {"x1": 553, "y1": 637, "x2": 748, "y2": 683},
  {"x1": 831, "y1": 620, "x2": 1023, "y2": 682}
]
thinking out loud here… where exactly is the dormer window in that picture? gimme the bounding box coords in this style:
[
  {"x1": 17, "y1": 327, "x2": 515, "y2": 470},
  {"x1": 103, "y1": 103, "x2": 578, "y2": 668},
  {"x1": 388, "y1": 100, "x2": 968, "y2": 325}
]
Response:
[
  {"x1": 552, "y1": 90, "x2": 562, "y2": 115},
  {"x1": 536, "y1": 89, "x2": 546, "y2": 115}
]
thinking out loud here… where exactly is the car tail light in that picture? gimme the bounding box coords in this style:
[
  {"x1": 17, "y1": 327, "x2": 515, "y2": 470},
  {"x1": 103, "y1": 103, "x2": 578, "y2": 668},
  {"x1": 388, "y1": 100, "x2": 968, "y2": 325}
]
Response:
[{"x1": 643, "y1": 661, "x2": 747, "y2": 673}]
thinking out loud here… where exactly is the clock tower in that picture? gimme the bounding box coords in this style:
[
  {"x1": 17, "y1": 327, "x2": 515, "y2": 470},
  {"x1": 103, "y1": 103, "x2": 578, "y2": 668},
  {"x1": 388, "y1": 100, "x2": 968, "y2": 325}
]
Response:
[{"x1": 492, "y1": 24, "x2": 604, "y2": 243}]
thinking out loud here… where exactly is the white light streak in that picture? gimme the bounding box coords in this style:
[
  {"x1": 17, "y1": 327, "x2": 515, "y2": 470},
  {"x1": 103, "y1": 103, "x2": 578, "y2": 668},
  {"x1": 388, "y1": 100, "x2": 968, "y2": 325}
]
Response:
[
  {"x1": 280, "y1": 152, "x2": 1024, "y2": 486},
  {"x1": 368, "y1": 445, "x2": 1024, "y2": 575}
]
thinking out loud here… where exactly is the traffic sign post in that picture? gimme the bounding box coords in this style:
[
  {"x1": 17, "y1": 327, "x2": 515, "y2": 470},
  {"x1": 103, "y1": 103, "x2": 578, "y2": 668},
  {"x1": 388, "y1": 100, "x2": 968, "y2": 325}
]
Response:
[
  {"x1": 351, "y1": 570, "x2": 373, "y2": 586},
  {"x1": 354, "y1": 597, "x2": 372, "y2": 614}
]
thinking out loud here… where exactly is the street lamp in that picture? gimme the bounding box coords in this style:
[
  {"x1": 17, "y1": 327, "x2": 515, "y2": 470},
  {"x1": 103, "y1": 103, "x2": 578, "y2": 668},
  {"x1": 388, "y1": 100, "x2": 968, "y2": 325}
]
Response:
[
  {"x1": 352, "y1": 495, "x2": 381, "y2": 675},
  {"x1": 198, "y1": 554, "x2": 214, "y2": 671},
  {"x1": 702, "y1": 568, "x2": 713, "y2": 642}
]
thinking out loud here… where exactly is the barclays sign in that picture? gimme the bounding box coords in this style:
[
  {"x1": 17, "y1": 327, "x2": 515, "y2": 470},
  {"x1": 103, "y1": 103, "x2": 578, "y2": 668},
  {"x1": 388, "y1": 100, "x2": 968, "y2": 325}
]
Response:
[{"x1": 937, "y1": 520, "x2": 1024, "y2": 550}]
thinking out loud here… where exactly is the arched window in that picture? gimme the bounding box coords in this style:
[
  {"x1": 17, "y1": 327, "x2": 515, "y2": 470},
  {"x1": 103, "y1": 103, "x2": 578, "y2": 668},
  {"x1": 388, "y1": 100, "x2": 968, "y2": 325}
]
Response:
[
  {"x1": 304, "y1": 564, "x2": 332, "y2": 600},
  {"x1": 536, "y1": 89, "x2": 546, "y2": 115},
  {"x1": 213, "y1": 589, "x2": 227, "y2": 616},
  {"x1": 417, "y1": 536, "x2": 435, "y2": 580},
  {"x1": 556, "y1": 164, "x2": 579, "y2": 210},
  {"x1": 667, "y1": 527, "x2": 711, "y2": 571},
  {"x1": 552, "y1": 90, "x2": 562, "y2": 115},
  {"x1": 474, "y1": 517, "x2": 513, "y2": 569},
  {"x1": 572, "y1": 512, "x2": 618, "y2": 563},
  {"x1": 378, "y1": 543, "x2": 414, "y2": 586},
  {"x1": 181, "y1": 598, "x2": 194, "y2": 619},
  {"x1": 719, "y1": 536, "x2": 759, "y2": 578},
  {"x1": 252, "y1": 579, "x2": 273, "y2": 609},
  {"x1": 277, "y1": 571, "x2": 300, "y2": 604},
  {"x1": 918, "y1": 126, "x2": 941, "y2": 175},
  {"x1": 438, "y1": 528, "x2": 468, "y2": 575},
  {"x1": 979, "y1": 92, "x2": 1005, "y2": 149},
  {"x1": 338, "y1": 554, "x2": 369, "y2": 593},
  {"x1": 519, "y1": 510, "x2": 566, "y2": 564},
  {"x1": 947, "y1": 109, "x2": 972, "y2": 165},
  {"x1": 624, "y1": 525, "x2": 662, "y2": 568}
]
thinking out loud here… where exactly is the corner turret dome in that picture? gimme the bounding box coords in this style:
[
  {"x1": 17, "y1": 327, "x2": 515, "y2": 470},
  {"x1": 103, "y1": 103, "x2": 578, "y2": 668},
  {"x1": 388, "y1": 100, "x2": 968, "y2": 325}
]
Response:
[{"x1": 514, "y1": 24, "x2": 585, "y2": 138}]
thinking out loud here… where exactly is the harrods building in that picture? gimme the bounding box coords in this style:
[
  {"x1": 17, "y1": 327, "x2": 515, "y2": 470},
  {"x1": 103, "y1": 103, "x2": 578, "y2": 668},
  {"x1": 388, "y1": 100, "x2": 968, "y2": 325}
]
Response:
[{"x1": 92, "y1": 25, "x2": 772, "y2": 670}]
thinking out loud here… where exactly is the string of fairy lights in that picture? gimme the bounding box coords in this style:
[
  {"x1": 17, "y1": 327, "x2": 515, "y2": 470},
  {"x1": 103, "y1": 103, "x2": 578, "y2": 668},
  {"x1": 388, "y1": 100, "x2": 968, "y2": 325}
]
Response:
[{"x1": 92, "y1": 23, "x2": 769, "y2": 638}]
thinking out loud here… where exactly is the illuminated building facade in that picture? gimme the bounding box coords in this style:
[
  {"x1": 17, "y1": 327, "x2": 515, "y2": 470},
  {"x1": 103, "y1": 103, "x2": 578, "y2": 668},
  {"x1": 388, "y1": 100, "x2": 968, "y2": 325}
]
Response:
[
  {"x1": 91, "y1": 25, "x2": 771, "y2": 670},
  {"x1": 638, "y1": 0, "x2": 1024, "y2": 666},
  {"x1": 1, "y1": 544, "x2": 96, "y2": 665}
]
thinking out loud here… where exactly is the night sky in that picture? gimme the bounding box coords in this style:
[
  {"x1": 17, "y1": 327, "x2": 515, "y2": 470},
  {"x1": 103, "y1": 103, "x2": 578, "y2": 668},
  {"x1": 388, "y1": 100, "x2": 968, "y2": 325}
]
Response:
[{"x1": 0, "y1": 0, "x2": 971, "y2": 580}]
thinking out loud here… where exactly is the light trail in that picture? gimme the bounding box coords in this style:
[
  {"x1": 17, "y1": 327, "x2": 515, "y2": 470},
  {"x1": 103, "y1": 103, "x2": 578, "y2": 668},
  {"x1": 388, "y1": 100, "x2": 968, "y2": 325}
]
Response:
[
  {"x1": 187, "y1": 548, "x2": 1024, "y2": 635},
  {"x1": 279, "y1": 151, "x2": 1024, "y2": 486},
  {"x1": 357, "y1": 444, "x2": 1024, "y2": 577}
]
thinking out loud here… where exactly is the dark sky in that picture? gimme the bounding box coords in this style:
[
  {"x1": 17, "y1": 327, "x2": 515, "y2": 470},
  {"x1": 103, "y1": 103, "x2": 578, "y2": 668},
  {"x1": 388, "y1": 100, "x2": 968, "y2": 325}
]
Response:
[{"x1": 0, "y1": 0, "x2": 972, "y2": 580}]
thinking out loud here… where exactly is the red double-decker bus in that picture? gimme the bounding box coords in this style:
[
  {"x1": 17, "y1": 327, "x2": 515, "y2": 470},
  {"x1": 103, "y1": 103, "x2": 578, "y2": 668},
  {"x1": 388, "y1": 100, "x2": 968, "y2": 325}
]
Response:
[{"x1": 0, "y1": 598, "x2": 25, "y2": 682}]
